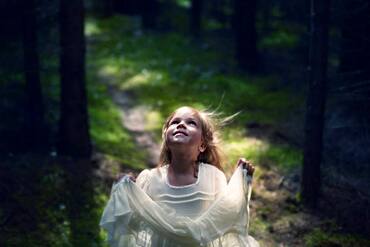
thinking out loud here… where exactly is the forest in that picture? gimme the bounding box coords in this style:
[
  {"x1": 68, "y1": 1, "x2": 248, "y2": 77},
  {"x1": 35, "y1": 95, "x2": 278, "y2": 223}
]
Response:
[{"x1": 0, "y1": 0, "x2": 369, "y2": 246}]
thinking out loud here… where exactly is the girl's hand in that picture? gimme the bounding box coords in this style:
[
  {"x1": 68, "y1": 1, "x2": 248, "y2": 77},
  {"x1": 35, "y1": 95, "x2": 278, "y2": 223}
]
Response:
[
  {"x1": 115, "y1": 172, "x2": 136, "y2": 183},
  {"x1": 237, "y1": 158, "x2": 255, "y2": 176}
]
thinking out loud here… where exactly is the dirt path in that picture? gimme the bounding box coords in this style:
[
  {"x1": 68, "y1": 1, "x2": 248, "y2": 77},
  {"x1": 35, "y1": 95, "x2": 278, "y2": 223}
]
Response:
[{"x1": 107, "y1": 86, "x2": 160, "y2": 168}]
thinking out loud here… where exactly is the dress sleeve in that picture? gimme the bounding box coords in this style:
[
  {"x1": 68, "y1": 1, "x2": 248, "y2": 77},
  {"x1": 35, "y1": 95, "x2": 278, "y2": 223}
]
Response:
[
  {"x1": 135, "y1": 169, "x2": 151, "y2": 192},
  {"x1": 213, "y1": 168, "x2": 228, "y2": 198}
]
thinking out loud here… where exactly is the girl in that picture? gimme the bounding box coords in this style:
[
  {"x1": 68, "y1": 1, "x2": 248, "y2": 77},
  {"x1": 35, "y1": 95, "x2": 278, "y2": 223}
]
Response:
[{"x1": 100, "y1": 106, "x2": 260, "y2": 246}]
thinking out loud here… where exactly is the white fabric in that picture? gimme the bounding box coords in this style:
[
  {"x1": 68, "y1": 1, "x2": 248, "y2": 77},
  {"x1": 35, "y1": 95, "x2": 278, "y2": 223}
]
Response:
[{"x1": 100, "y1": 163, "x2": 259, "y2": 247}]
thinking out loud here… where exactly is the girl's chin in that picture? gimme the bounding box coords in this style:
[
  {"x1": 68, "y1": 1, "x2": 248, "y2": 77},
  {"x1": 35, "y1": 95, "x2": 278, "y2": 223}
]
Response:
[
  {"x1": 168, "y1": 139, "x2": 189, "y2": 145},
  {"x1": 167, "y1": 138, "x2": 199, "y2": 148}
]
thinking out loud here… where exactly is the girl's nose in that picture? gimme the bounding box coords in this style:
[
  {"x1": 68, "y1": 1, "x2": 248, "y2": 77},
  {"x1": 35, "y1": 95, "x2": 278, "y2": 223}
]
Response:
[{"x1": 176, "y1": 121, "x2": 186, "y2": 129}]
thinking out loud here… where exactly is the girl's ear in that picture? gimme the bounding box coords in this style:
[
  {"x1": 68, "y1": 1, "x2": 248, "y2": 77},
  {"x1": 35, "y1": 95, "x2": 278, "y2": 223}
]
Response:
[{"x1": 199, "y1": 143, "x2": 206, "y2": 153}]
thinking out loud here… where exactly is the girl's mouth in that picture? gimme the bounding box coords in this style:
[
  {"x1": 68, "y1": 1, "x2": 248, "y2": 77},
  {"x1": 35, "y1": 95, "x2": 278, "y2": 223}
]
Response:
[{"x1": 173, "y1": 131, "x2": 188, "y2": 136}]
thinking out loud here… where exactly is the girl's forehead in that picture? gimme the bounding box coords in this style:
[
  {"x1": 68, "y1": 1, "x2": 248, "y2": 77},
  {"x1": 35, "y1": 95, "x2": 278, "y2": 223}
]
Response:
[{"x1": 172, "y1": 107, "x2": 200, "y2": 120}]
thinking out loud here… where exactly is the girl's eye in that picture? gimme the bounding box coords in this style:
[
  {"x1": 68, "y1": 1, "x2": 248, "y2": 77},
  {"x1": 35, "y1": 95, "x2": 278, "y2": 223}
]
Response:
[
  {"x1": 169, "y1": 119, "x2": 197, "y2": 126},
  {"x1": 188, "y1": 120, "x2": 197, "y2": 126}
]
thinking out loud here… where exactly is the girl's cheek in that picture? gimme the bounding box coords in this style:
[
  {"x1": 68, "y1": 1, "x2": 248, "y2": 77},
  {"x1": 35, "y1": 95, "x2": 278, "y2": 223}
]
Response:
[{"x1": 165, "y1": 131, "x2": 170, "y2": 140}]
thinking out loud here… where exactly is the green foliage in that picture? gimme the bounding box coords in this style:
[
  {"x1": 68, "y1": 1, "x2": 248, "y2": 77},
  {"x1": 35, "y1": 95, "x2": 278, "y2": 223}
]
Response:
[
  {"x1": 260, "y1": 27, "x2": 300, "y2": 50},
  {"x1": 258, "y1": 5, "x2": 304, "y2": 50},
  {"x1": 175, "y1": 0, "x2": 191, "y2": 8},
  {"x1": 304, "y1": 228, "x2": 370, "y2": 247},
  {"x1": 249, "y1": 217, "x2": 270, "y2": 237}
]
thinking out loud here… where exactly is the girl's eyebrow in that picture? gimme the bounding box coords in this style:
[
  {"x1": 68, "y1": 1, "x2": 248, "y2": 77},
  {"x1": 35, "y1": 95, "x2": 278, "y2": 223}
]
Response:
[{"x1": 170, "y1": 117, "x2": 198, "y2": 122}]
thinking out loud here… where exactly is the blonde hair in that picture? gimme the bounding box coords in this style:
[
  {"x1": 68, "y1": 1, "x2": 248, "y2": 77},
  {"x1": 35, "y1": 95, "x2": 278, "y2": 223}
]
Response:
[{"x1": 158, "y1": 106, "x2": 235, "y2": 171}]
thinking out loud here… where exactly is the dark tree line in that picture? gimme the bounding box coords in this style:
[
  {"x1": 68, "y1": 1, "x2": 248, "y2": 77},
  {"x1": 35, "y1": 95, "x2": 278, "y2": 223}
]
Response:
[{"x1": 3, "y1": 0, "x2": 97, "y2": 245}]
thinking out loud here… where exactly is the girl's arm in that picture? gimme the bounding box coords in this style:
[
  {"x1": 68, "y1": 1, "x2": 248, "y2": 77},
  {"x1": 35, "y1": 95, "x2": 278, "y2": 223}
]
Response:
[{"x1": 115, "y1": 172, "x2": 136, "y2": 183}]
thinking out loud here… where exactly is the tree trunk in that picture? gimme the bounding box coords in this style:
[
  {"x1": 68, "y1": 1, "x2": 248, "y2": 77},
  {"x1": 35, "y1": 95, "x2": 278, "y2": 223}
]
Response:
[
  {"x1": 21, "y1": 0, "x2": 47, "y2": 152},
  {"x1": 301, "y1": 0, "x2": 330, "y2": 209},
  {"x1": 190, "y1": 0, "x2": 203, "y2": 37},
  {"x1": 339, "y1": 0, "x2": 370, "y2": 82},
  {"x1": 141, "y1": 0, "x2": 159, "y2": 29},
  {"x1": 233, "y1": 0, "x2": 259, "y2": 73},
  {"x1": 58, "y1": 4, "x2": 96, "y2": 245},
  {"x1": 58, "y1": 0, "x2": 91, "y2": 158}
]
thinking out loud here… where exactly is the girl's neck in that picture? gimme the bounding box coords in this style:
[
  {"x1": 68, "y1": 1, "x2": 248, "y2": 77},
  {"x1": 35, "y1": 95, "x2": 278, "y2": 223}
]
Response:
[{"x1": 169, "y1": 153, "x2": 197, "y2": 175}]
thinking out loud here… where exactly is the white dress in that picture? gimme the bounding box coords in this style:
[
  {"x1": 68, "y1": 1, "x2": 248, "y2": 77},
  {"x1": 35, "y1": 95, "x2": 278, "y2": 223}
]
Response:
[{"x1": 100, "y1": 163, "x2": 260, "y2": 247}]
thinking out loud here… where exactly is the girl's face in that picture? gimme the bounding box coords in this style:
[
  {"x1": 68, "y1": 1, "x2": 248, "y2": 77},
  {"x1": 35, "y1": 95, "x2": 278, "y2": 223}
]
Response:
[{"x1": 165, "y1": 107, "x2": 204, "y2": 153}]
